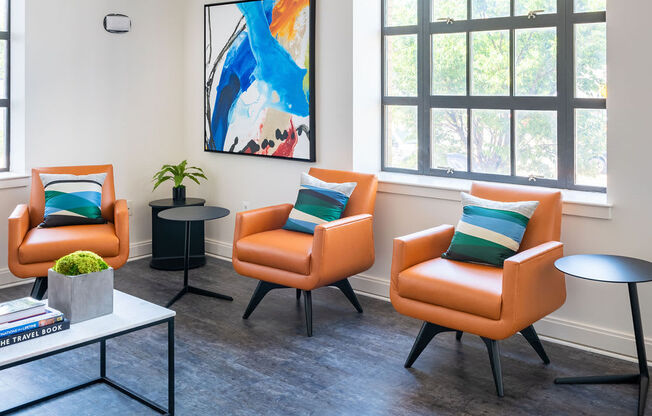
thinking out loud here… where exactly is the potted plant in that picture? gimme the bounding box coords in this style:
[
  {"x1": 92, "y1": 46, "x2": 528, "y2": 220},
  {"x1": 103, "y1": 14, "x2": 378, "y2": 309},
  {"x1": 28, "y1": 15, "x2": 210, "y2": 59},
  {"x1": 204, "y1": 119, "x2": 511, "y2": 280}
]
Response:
[
  {"x1": 152, "y1": 160, "x2": 207, "y2": 202},
  {"x1": 48, "y1": 251, "x2": 114, "y2": 324}
]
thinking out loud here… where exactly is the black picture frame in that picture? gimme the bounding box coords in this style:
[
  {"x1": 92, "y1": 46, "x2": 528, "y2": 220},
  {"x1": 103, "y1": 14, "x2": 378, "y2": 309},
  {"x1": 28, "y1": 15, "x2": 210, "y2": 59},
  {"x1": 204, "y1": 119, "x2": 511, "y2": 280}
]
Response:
[{"x1": 203, "y1": 0, "x2": 316, "y2": 163}]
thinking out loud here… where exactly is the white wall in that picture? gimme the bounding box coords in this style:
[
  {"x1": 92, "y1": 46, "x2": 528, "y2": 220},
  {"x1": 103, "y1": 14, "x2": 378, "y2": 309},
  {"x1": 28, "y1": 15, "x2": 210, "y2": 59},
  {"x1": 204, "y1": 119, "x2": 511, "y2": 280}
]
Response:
[
  {"x1": 0, "y1": 0, "x2": 650, "y2": 362},
  {"x1": 0, "y1": 0, "x2": 186, "y2": 284}
]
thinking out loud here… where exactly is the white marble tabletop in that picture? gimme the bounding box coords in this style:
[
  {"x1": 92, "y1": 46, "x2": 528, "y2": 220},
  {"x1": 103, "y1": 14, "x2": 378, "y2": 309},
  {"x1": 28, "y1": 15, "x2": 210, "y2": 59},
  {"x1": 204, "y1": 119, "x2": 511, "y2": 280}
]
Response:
[{"x1": 0, "y1": 290, "x2": 175, "y2": 368}]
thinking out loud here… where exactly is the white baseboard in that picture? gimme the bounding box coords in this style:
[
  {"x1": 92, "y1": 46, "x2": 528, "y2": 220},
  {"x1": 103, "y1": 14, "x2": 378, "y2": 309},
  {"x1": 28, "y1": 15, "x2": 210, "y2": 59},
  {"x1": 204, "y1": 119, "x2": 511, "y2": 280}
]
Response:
[
  {"x1": 0, "y1": 240, "x2": 155, "y2": 289},
  {"x1": 203, "y1": 238, "x2": 651, "y2": 364},
  {"x1": 3, "y1": 237, "x2": 647, "y2": 365}
]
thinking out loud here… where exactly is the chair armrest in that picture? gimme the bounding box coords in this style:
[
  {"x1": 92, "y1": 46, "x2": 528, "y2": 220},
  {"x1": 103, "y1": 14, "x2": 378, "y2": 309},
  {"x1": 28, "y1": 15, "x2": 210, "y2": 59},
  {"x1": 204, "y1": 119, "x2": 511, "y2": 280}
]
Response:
[
  {"x1": 390, "y1": 225, "x2": 455, "y2": 279},
  {"x1": 312, "y1": 214, "x2": 375, "y2": 286},
  {"x1": 502, "y1": 241, "x2": 566, "y2": 331},
  {"x1": 233, "y1": 204, "x2": 294, "y2": 242},
  {"x1": 112, "y1": 199, "x2": 130, "y2": 265},
  {"x1": 8, "y1": 204, "x2": 30, "y2": 256}
]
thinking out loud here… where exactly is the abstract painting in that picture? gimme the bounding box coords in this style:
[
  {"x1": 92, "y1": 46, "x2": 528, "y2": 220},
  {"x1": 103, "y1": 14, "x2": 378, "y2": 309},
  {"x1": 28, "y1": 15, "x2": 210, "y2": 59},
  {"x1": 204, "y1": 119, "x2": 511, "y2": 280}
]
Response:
[{"x1": 204, "y1": 0, "x2": 315, "y2": 161}]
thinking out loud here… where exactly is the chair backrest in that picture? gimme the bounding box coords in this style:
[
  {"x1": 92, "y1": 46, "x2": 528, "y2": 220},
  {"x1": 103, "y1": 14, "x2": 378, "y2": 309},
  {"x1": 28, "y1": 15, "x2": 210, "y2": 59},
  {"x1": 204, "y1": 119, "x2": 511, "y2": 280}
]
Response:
[
  {"x1": 308, "y1": 168, "x2": 378, "y2": 217},
  {"x1": 470, "y1": 182, "x2": 562, "y2": 251},
  {"x1": 29, "y1": 165, "x2": 116, "y2": 228}
]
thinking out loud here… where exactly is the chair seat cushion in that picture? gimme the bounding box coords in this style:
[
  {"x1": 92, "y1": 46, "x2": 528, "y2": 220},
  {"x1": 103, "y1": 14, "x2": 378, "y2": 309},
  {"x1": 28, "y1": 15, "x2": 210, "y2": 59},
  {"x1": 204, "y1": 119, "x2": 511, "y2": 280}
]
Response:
[
  {"x1": 398, "y1": 258, "x2": 503, "y2": 320},
  {"x1": 236, "y1": 229, "x2": 313, "y2": 275},
  {"x1": 18, "y1": 223, "x2": 120, "y2": 264}
]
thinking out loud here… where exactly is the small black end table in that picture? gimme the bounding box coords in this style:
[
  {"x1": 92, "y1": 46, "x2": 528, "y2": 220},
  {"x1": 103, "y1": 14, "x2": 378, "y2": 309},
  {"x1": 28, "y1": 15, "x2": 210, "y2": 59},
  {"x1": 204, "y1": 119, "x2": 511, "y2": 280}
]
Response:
[
  {"x1": 150, "y1": 198, "x2": 206, "y2": 271},
  {"x1": 554, "y1": 254, "x2": 651, "y2": 416},
  {"x1": 158, "y1": 206, "x2": 233, "y2": 308}
]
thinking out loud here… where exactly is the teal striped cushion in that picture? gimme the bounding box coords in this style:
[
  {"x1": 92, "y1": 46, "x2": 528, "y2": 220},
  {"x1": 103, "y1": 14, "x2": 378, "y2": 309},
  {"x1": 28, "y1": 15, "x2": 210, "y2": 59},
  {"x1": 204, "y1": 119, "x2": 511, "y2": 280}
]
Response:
[
  {"x1": 40, "y1": 173, "x2": 107, "y2": 228},
  {"x1": 283, "y1": 173, "x2": 357, "y2": 234},
  {"x1": 442, "y1": 193, "x2": 539, "y2": 267}
]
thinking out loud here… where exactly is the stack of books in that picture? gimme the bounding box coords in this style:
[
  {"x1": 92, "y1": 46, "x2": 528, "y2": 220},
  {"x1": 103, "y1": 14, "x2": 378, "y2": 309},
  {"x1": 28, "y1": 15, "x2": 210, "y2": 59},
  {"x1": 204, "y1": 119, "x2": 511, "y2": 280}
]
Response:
[{"x1": 0, "y1": 297, "x2": 70, "y2": 348}]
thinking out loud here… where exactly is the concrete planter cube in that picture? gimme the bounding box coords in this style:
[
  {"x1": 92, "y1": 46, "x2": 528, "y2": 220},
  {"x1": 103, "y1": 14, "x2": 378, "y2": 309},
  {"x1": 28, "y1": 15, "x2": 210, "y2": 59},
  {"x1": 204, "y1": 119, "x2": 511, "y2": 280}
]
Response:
[{"x1": 47, "y1": 267, "x2": 114, "y2": 324}]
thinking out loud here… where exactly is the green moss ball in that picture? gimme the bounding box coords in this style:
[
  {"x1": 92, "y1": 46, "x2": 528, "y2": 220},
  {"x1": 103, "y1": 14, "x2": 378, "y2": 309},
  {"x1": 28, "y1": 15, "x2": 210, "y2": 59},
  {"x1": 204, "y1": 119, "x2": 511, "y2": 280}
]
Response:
[{"x1": 53, "y1": 251, "x2": 109, "y2": 276}]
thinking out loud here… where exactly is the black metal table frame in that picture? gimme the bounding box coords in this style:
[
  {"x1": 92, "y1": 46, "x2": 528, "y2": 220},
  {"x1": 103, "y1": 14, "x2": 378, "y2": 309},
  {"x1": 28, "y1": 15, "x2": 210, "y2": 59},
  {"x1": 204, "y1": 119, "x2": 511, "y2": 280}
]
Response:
[
  {"x1": 166, "y1": 220, "x2": 233, "y2": 308},
  {"x1": 0, "y1": 317, "x2": 175, "y2": 416},
  {"x1": 555, "y1": 282, "x2": 649, "y2": 415}
]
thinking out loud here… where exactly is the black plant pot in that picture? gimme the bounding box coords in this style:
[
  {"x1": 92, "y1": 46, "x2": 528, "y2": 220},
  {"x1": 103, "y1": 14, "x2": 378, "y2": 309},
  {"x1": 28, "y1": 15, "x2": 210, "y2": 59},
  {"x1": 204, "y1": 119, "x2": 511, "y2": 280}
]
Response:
[{"x1": 172, "y1": 186, "x2": 186, "y2": 202}]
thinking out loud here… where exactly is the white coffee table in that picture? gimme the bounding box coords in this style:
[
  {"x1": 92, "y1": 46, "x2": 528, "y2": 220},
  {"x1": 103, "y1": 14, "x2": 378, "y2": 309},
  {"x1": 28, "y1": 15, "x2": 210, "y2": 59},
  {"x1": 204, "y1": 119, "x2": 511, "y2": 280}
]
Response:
[{"x1": 0, "y1": 290, "x2": 176, "y2": 415}]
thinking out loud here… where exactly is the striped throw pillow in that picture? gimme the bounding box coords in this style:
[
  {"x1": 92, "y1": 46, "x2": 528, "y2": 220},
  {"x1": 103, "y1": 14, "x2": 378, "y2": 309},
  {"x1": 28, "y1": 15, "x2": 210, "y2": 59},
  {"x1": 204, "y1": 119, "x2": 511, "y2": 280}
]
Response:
[
  {"x1": 442, "y1": 192, "x2": 539, "y2": 267},
  {"x1": 283, "y1": 173, "x2": 357, "y2": 234},
  {"x1": 40, "y1": 173, "x2": 108, "y2": 228}
]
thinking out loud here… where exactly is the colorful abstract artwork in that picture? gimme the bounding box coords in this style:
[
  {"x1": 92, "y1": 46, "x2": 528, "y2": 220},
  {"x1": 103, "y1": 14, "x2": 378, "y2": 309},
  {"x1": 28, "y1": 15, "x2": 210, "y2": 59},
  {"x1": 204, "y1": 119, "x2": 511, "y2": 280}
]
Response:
[{"x1": 204, "y1": 0, "x2": 315, "y2": 161}]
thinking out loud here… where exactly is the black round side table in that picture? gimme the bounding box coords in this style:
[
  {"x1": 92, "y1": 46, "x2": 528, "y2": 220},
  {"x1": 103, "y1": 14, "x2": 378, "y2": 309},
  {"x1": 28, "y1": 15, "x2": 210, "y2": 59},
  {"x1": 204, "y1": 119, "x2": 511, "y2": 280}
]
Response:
[
  {"x1": 159, "y1": 206, "x2": 233, "y2": 308},
  {"x1": 554, "y1": 254, "x2": 651, "y2": 416},
  {"x1": 149, "y1": 198, "x2": 206, "y2": 271}
]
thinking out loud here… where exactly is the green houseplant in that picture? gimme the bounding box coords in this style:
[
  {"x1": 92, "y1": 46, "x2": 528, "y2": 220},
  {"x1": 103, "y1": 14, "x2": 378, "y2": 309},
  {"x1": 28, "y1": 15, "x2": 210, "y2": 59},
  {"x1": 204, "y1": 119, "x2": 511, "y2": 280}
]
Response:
[
  {"x1": 48, "y1": 251, "x2": 114, "y2": 323},
  {"x1": 152, "y1": 160, "x2": 207, "y2": 202}
]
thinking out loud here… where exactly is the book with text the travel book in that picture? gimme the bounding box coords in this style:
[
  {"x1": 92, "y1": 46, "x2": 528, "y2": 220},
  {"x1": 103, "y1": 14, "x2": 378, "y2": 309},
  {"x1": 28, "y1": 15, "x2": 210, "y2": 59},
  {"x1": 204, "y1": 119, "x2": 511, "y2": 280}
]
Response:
[
  {"x1": 0, "y1": 308, "x2": 65, "y2": 338},
  {"x1": 0, "y1": 319, "x2": 70, "y2": 349},
  {"x1": 0, "y1": 297, "x2": 46, "y2": 325}
]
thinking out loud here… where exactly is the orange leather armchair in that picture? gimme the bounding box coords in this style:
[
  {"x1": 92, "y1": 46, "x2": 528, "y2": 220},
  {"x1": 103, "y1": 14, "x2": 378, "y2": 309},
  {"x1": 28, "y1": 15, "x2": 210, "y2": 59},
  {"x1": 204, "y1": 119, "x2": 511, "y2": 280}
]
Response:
[
  {"x1": 8, "y1": 165, "x2": 130, "y2": 299},
  {"x1": 391, "y1": 182, "x2": 565, "y2": 396},
  {"x1": 233, "y1": 168, "x2": 378, "y2": 336}
]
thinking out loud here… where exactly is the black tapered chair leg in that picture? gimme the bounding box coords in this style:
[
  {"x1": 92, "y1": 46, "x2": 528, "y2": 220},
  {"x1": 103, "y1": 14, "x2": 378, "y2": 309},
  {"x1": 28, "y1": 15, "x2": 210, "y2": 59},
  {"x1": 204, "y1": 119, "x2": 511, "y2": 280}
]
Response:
[
  {"x1": 242, "y1": 281, "x2": 285, "y2": 319},
  {"x1": 331, "y1": 279, "x2": 363, "y2": 313},
  {"x1": 405, "y1": 322, "x2": 454, "y2": 368},
  {"x1": 520, "y1": 325, "x2": 550, "y2": 364},
  {"x1": 482, "y1": 337, "x2": 504, "y2": 397},
  {"x1": 296, "y1": 289, "x2": 301, "y2": 301},
  {"x1": 304, "y1": 290, "x2": 313, "y2": 337},
  {"x1": 456, "y1": 331, "x2": 463, "y2": 341},
  {"x1": 30, "y1": 277, "x2": 48, "y2": 300}
]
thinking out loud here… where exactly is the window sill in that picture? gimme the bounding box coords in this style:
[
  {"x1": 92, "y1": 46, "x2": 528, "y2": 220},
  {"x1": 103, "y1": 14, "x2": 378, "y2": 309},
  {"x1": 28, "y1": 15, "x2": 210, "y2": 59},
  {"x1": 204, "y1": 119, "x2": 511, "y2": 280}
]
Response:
[
  {"x1": 0, "y1": 172, "x2": 30, "y2": 190},
  {"x1": 377, "y1": 172, "x2": 612, "y2": 220}
]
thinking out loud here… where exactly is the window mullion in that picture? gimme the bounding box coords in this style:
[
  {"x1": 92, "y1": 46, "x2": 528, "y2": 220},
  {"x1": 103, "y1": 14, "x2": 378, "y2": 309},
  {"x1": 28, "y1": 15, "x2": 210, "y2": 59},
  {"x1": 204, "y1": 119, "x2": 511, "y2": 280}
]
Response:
[
  {"x1": 418, "y1": 0, "x2": 430, "y2": 174},
  {"x1": 559, "y1": 0, "x2": 574, "y2": 189}
]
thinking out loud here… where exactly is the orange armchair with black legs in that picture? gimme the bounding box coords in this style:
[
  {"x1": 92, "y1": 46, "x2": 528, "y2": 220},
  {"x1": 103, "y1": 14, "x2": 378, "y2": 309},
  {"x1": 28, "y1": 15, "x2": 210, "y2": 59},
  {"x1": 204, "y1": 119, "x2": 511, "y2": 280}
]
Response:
[
  {"x1": 390, "y1": 182, "x2": 565, "y2": 397},
  {"x1": 8, "y1": 165, "x2": 130, "y2": 299},
  {"x1": 233, "y1": 168, "x2": 378, "y2": 337}
]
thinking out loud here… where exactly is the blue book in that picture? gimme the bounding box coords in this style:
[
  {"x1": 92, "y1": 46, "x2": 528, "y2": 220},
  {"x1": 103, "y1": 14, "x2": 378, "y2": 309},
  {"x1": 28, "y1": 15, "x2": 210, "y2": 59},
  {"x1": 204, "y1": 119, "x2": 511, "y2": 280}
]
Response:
[{"x1": 0, "y1": 309, "x2": 64, "y2": 338}]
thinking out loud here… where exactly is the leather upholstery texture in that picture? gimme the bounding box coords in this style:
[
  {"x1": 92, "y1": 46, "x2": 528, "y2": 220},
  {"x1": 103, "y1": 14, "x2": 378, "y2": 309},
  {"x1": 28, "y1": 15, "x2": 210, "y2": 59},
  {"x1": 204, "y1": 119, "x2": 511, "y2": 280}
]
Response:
[
  {"x1": 390, "y1": 183, "x2": 565, "y2": 340},
  {"x1": 233, "y1": 169, "x2": 378, "y2": 291},
  {"x1": 8, "y1": 165, "x2": 129, "y2": 278}
]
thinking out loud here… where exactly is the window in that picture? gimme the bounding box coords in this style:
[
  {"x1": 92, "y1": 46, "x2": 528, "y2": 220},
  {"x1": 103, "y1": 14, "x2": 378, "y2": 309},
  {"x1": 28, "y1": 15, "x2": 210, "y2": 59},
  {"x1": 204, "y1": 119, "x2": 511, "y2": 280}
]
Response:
[
  {"x1": 382, "y1": 0, "x2": 607, "y2": 190},
  {"x1": 0, "y1": 0, "x2": 8, "y2": 172}
]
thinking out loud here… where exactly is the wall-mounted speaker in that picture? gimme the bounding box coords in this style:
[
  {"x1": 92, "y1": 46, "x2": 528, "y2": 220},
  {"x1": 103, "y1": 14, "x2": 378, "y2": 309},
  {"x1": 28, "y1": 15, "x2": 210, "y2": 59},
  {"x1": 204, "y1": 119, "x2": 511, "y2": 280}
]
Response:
[{"x1": 103, "y1": 14, "x2": 131, "y2": 34}]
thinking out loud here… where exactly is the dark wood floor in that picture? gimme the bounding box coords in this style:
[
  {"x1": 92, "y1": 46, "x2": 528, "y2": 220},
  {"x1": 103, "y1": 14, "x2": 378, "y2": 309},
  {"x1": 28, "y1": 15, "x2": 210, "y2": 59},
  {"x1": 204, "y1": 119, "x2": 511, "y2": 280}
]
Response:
[{"x1": 0, "y1": 257, "x2": 648, "y2": 415}]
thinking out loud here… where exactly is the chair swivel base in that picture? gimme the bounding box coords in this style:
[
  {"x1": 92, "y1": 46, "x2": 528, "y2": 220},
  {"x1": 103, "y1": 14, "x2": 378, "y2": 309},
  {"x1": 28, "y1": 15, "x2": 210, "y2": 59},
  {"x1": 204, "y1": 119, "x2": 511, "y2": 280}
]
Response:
[
  {"x1": 242, "y1": 278, "x2": 363, "y2": 337},
  {"x1": 166, "y1": 285, "x2": 233, "y2": 308},
  {"x1": 404, "y1": 322, "x2": 550, "y2": 397}
]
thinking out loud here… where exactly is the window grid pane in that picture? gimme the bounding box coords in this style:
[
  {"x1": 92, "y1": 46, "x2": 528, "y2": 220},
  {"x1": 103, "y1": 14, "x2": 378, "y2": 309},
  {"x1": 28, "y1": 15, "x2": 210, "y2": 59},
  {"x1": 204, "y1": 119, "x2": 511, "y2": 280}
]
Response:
[
  {"x1": 432, "y1": 0, "x2": 467, "y2": 22},
  {"x1": 515, "y1": 110, "x2": 558, "y2": 179},
  {"x1": 515, "y1": 27, "x2": 557, "y2": 97},
  {"x1": 431, "y1": 109, "x2": 468, "y2": 171},
  {"x1": 432, "y1": 33, "x2": 467, "y2": 96},
  {"x1": 575, "y1": 22, "x2": 607, "y2": 99},
  {"x1": 575, "y1": 109, "x2": 607, "y2": 187},
  {"x1": 471, "y1": 109, "x2": 511, "y2": 175},
  {"x1": 385, "y1": 35, "x2": 418, "y2": 97},
  {"x1": 471, "y1": 30, "x2": 510, "y2": 96},
  {"x1": 385, "y1": 105, "x2": 419, "y2": 170},
  {"x1": 385, "y1": 0, "x2": 418, "y2": 27}
]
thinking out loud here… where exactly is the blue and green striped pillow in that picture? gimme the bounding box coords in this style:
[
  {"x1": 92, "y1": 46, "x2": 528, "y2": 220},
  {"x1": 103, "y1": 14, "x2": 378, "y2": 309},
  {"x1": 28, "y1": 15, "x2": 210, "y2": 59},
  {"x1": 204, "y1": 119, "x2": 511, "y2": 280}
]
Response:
[
  {"x1": 283, "y1": 173, "x2": 357, "y2": 234},
  {"x1": 442, "y1": 193, "x2": 539, "y2": 267},
  {"x1": 40, "y1": 173, "x2": 107, "y2": 228}
]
